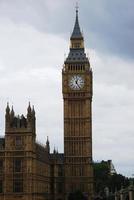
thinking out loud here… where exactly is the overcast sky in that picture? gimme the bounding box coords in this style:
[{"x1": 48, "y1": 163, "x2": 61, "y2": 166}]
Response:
[{"x1": 0, "y1": 0, "x2": 134, "y2": 177}]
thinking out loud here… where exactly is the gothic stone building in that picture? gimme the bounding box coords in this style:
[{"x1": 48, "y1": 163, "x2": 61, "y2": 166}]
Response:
[{"x1": 0, "y1": 9, "x2": 94, "y2": 200}]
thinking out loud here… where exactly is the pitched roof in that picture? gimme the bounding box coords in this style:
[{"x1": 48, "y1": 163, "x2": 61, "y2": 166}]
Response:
[{"x1": 71, "y1": 9, "x2": 83, "y2": 39}]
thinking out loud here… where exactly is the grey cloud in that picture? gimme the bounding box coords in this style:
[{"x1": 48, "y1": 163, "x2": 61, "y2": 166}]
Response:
[
  {"x1": 0, "y1": 0, "x2": 134, "y2": 177},
  {"x1": 0, "y1": 0, "x2": 133, "y2": 59},
  {"x1": 82, "y1": 0, "x2": 134, "y2": 59}
]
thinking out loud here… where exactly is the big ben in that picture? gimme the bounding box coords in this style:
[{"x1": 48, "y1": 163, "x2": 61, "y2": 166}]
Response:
[{"x1": 62, "y1": 8, "x2": 94, "y2": 200}]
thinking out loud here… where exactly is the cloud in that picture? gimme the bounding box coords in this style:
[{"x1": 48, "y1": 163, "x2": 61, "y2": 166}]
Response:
[
  {"x1": 0, "y1": 18, "x2": 67, "y2": 153},
  {"x1": 1, "y1": 0, "x2": 134, "y2": 58},
  {"x1": 82, "y1": 0, "x2": 134, "y2": 59},
  {"x1": 0, "y1": 0, "x2": 134, "y2": 177},
  {"x1": 90, "y1": 50, "x2": 134, "y2": 176}
]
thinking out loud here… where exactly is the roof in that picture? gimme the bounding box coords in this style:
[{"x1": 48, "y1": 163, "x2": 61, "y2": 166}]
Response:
[
  {"x1": 71, "y1": 9, "x2": 83, "y2": 39},
  {"x1": 65, "y1": 48, "x2": 88, "y2": 63},
  {"x1": 50, "y1": 153, "x2": 64, "y2": 163}
]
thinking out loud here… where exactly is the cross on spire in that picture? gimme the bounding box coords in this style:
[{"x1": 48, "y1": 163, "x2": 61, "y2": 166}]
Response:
[
  {"x1": 71, "y1": 2, "x2": 83, "y2": 39},
  {"x1": 75, "y1": 2, "x2": 79, "y2": 13}
]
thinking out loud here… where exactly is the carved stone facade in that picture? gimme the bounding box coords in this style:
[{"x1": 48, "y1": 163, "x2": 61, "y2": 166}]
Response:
[
  {"x1": 62, "y1": 8, "x2": 93, "y2": 200},
  {"x1": 0, "y1": 104, "x2": 50, "y2": 200},
  {"x1": 0, "y1": 9, "x2": 93, "y2": 200}
]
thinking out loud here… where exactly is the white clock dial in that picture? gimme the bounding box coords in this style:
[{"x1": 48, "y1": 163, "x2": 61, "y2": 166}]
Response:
[{"x1": 69, "y1": 75, "x2": 84, "y2": 90}]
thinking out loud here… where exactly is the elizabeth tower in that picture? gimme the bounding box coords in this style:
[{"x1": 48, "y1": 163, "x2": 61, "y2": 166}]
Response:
[{"x1": 62, "y1": 8, "x2": 94, "y2": 200}]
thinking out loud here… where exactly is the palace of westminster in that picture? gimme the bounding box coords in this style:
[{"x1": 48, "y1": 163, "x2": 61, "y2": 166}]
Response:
[{"x1": 0, "y1": 9, "x2": 94, "y2": 200}]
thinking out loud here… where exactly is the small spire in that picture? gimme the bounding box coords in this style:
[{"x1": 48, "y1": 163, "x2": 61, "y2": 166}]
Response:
[
  {"x1": 76, "y1": 2, "x2": 79, "y2": 14},
  {"x1": 53, "y1": 146, "x2": 56, "y2": 154},
  {"x1": 27, "y1": 102, "x2": 31, "y2": 114},
  {"x1": 46, "y1": 136, "x2": 49, "y2": 145},
  {"x1": 71, "y1": 4, "x2": 83, "y2": 39},
  {"x1": 47, "y1": 136, "x2": 49, "y2": 142},
  {"x1": 6, "y1": 102, "x2": 10, "y2": 114},
  {"x1": 46, "y1": 136, "x2": 50, "y2": 152},
  {"x1": 11, "y1": 105, "x2": 14, "y2": 116}
]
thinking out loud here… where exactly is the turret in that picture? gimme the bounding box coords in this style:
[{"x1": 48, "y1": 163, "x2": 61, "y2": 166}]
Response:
[
  {"x1": 5, "y1": 103, "x2": 36, "y2": 134},
  {"x1": 27, "y1": 103, "x2": 36, "y2": 132},
  {"x1": 53, "y1": 146, "x2": 56, "y2": 154},
  {"x1": 10, "y1": 106, "x2": 14, "y2": 118},
  {"x1": 6, "y1": 102, "x2": 10, "y2": 114},
  {"x1": 5, "y1": 103, "x2": 10, "y2": 128},
  {"x1": 27, "y1": 102, "x2": 32, "y2": 120},
  {"x1": 46, "y1": 136, "x2": 50, "y2": 153}
]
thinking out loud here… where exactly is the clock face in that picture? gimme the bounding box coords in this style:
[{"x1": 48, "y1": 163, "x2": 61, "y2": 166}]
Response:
[{"x1": 69, "y1": 75, "x2": 84, "y2": 90}]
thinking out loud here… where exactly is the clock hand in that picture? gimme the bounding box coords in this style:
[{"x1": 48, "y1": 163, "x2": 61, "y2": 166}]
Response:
[{"x1": 76, "y1": 81, "x2": 80, "y2": 89}]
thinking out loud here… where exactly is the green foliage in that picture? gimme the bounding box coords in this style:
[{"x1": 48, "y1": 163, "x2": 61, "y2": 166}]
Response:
[
  {"x1": 94, "y1": 161, "x2": 110, "y2": 194},
  {"x1": 94, "y1": 161, "x2": 130, "y2": 197}
]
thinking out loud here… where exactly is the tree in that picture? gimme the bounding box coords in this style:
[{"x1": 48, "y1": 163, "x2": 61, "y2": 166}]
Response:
[{"x1": 94, "y1": 161, "x2": 130, "y2": 199}]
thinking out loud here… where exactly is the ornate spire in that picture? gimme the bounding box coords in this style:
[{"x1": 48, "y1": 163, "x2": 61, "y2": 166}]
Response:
[
  {"x1": 71, "y1": 4, "x2": 83, "y2": 39},
  {"x1": 5, "y1": 103, "x2": 10, "y2": 125},
  {"x1": 11, "y1": 106, "x2": 14, "y2": 117},
  {"x1": 46, "y1": 136, "x2": 50, "y2": 153},
  {"x1": 6, "y1": 102, "x2": 10, "y2": 114},
  {"x1": 53, "y1": 146, "x2": 56, "y2": 154},
  {"x1": 27, "y1": 102, "x2": 31, "y2": 114},
  {"x1": 46, "y1": 136, "x2": 49, "y2": 143}
]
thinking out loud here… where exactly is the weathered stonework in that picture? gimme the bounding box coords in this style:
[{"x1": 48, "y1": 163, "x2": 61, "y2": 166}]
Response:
[
  {"x1": 0, "y1": 9, "x2": 93, "y2": 200},
  {"x1": 62, "y1": 9, "x2": 94, "y2": 200}
]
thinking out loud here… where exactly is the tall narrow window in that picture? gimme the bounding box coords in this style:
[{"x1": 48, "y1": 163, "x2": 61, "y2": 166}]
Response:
[
  {"x1": 79, "y1": 166, "x2": 84, "y2": 176},
  {"x1": 14, "y1": 159, "x2": 22, "y2": 173},
  {"x1": 0, "y1": 180, "x2": 3, "y2": 193},
  {"x1": 15, "y1": 136, "x2": 22, "y2": 146},
  {"x1": 57, "y1": 182, "x2": 63, "y2": 194},
  {"x1": 58, "y1": 165, "x2": 63, "y2": 177},
  {"x1": 13, "y1": 179, "x2": 23, "y2": 193}
]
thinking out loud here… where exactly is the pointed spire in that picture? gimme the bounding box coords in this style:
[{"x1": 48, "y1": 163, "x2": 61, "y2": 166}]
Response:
[
  {"x1": 11, "y1": 105, "x2": 14, "y2": 117},
  {"x1": 46, "y1": 136, "x2": 49, "y2": 146},
  {"x1": 53, "y1": 146, "x2": 56, "y2": 154},
  {"x1": 46, "y1": 136, "x2": 50, "y2": 153},
  {"x1": 46, "y1": 136, "x2": 49, "y2": 143},
  {"x1": 27, "y1": 102, "x2": 31, "y2": 114},
  {"x1": 6, "y1": 102, "x2": 10, "y2": 114},
  {"x1": 71, "y1": 4, "x2": 83, "y2": 39}
]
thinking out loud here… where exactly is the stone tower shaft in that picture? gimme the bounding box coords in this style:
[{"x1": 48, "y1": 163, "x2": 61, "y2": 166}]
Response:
[{"x1": 62, "y1": 8, "x2": 94, "y2": 200}]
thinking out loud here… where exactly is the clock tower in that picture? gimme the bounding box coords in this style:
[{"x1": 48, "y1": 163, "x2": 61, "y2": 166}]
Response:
[{"x1": 62, "y1": 8, "x2": 94, "y2": 200}]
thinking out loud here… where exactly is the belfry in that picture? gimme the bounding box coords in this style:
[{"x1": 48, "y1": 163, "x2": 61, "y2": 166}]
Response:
[{"x1": 62, "y1": 7, "x2": 94, "y2": 199}]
